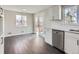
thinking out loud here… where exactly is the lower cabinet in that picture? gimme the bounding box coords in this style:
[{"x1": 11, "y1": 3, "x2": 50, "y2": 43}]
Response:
[
  {"x1": 0, "y1": 36, "x2": 4, "y2": 54},
  {"x1": 65, "y1": 32, "x2": 79, "y2": 54},
  {"x1": 44, "y1": 28, "x2": 52, "y2": 46}
]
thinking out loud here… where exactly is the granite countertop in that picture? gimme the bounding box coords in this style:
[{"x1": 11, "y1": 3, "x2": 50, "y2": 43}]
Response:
[
  {"x1": 51, "y1": 28, "x2": 79, "y2": 34},
  {"x1": 65, "y1": 30, "x2": 79, "y2": 34},
  {"x1": 44, "y1": 24, "x2": 79, "y2": 34}
]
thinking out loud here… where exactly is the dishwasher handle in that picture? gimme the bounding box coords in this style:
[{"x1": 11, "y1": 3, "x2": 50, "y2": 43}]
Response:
[{"x1": 53, "y1": 31, "x2": 58, "y2": 34}]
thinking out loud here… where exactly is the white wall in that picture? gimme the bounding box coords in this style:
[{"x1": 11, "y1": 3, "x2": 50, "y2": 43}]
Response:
[{"x1": 4, "y1": 10, "x2": 34, "y2": 37}]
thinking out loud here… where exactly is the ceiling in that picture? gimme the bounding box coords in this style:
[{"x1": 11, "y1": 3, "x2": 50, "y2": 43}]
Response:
[{"x1": 1, "y1": 5, "x2": 52, "y2": 13}]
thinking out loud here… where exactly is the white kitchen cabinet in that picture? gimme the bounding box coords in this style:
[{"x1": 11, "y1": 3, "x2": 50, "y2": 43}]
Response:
[
  {"x1": 65, "y1": 32, "x2": 79, "y2": 54},
  {"x1": 44, "y1": 28, "x2": 52, "y2": 45},
  {"x1": 43, "y1": 5, "x2": 62, "y2": 28},
  {"x1": 44, "y1": 5, "x2": 62, "y2": 21},
  {"x1": 0, "y1": 35, "x2": 4, "y2": 54},
  {"x1": 52, "y1": 5, "x2": 62, "y2": 20}
]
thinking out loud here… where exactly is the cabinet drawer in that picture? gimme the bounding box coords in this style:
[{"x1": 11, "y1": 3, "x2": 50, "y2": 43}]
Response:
[{"x1": 65, "y1": 32, "x2": 79, "y2": 39}]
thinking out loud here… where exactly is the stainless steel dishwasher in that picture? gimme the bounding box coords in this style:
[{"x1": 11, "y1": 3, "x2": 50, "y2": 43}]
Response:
[{"x1": 52, "y1": 29, "x2": 64, "y2": 51}]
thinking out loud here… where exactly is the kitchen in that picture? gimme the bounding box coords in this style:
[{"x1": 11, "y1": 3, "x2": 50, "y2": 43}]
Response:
[
  {"x1": 0, "y1": 5, "x2": 79, "y2": 54},
  {"x1": 34, "y1": 5, "x2": 79, "y2": 54}
]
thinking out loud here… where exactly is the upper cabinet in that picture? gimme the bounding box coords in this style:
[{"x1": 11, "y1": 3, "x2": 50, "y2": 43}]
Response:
[
  {"x1": 52, "y1": 5, "x2": 63, "y2": 20},
  {"x1": 44, "y1": 5, "x2": 63, "y2": 21}
]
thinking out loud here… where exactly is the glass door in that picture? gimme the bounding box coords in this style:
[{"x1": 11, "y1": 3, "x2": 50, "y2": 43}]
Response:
[{"x1": 35, "y1": 16, "x2": 44, "y2": 35}]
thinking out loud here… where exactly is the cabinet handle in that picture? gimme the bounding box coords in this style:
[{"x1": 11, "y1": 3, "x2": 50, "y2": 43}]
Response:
[{"x1": 77, "y1": 40, "x2": 79, "y2": 46}]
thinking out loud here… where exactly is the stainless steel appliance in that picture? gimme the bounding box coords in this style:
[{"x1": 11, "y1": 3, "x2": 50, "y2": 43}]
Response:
[{"x1": 52, "y1": 29, "x2": 64, "y2": 51}]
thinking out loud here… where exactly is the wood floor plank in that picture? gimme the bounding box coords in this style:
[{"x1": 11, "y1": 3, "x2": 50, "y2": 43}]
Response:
[{"x1": 4, "y1": 34, "x2": 65, "y2": 54}]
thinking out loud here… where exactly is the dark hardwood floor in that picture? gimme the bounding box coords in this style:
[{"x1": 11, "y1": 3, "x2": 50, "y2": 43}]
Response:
[{"x1": 4, "y1": 34, "x2": 65, "y2": 54}]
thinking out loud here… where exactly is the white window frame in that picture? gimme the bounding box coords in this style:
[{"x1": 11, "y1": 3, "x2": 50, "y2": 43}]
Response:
[{"x1": 16, "y1": 15, "x2": 27, "y2": 27}]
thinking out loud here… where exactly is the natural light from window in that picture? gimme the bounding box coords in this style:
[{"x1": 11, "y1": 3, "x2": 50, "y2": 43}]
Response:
[{"x1": 16, "y1": 15, "x2": 27, "y2": 26}]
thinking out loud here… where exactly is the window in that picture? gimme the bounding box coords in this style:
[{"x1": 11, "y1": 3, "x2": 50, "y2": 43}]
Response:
[
  {"x1": 16, "y1": 15, "x2": 27, "y2": 26},
  {"x1": 64, "y1": 6, "x2": 77, "y2": 24}
]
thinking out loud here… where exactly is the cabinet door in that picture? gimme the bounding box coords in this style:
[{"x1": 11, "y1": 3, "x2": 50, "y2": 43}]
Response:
[
  {"x1": 65, "y1": 32, "x2": 79, "y2": 54},
  {"x1": 53, "y1": 6, "x2": 62, "y2": 20},
  {"x1": 0, "y1": 37, "x2": 4, "y2": 54},
  {"x1": 45, "y1": 28, "x2": 52, "y2": 45}
]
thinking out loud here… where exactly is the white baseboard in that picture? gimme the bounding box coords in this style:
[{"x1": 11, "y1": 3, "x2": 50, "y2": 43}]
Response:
[{"x1": 4, "y1": 32, "x2": 33, "y2": 37}]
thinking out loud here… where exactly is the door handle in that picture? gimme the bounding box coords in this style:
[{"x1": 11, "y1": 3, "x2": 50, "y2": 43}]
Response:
[{"x1": 77, "y1": 40, "x2": 79, "y2": 46}]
